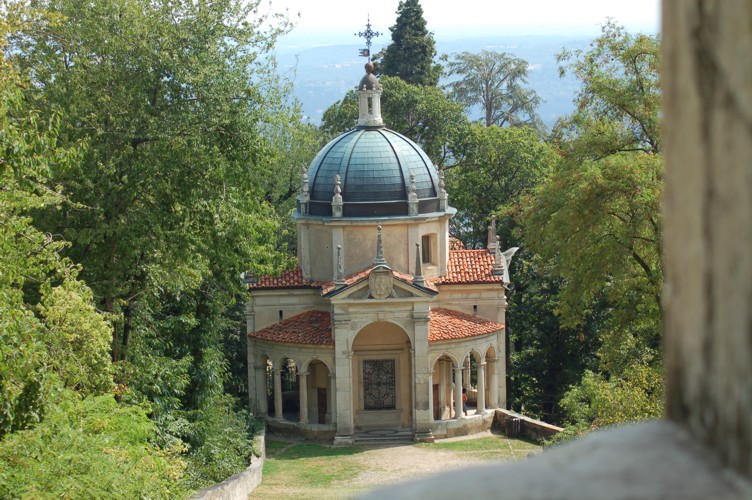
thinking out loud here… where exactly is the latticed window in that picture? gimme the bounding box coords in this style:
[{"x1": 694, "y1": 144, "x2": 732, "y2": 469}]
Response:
[{"x1": 363, "y1": 359, "x2": 396, "y2": 410}]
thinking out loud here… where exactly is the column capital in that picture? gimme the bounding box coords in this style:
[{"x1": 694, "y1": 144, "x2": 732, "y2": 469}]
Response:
[{"x1": 297, "y1": 372, "x2": 309, "y2": 377}]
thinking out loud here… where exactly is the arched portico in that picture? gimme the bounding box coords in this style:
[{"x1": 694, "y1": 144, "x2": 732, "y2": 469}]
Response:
[{"x1": 351, "y1": 321, "x2": 413, "y2": 430}]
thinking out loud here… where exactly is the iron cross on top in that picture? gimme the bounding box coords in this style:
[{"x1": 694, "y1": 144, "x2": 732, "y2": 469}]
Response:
[{"x1": 355, "y1": 15, "x2": 381, "y2": 59}]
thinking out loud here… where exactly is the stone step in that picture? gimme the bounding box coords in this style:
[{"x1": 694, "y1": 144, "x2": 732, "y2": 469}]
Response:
[{"x1": 354, "y1": 429, "x2": 414, "y2": 444}]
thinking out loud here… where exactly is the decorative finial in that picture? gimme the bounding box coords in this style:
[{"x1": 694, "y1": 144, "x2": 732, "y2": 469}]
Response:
[
  {"x1": 438, "y1": 169, "x2": 448, "y2": 211},
  {"x1": 487, "y1": 215, "x2": 497, "y2": 253},
  {"x1": 413, "y1": 242, "x2": 424, "y2": 286},
  {"x1": 374, "y1": 225, "x2": 387, "y2": 266},
  {"x1": 299, "y1": 167, "x2": 310, "y2": 215},
  {"x1": 332, "y1": 174, "x2": 343, "y2": 218},
  {"x1": 334, "y1": 244, "x2": 346, "y2": 287},
  {"x1": 355, "y1": 15, "x2": 381, "y2": 60},
  {"x1": 492, "y1": 235, "x2": 503, "y2": 276},
  {"x1": 408, "y1": 173, "x2": 419, "y2": 216}
]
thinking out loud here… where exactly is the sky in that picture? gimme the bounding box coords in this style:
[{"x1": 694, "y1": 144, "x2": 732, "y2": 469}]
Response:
[{"x1": 266, "y1": 0, "x2": 661, "y2": 46}]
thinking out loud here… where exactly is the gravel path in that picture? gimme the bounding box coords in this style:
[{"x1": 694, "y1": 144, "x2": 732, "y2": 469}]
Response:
[{"x1": 343, "y1": 431, "x2": 510, "y2": 487}]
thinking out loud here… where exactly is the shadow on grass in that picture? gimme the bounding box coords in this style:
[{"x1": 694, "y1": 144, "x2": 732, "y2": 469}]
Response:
[
  {"x1": 267, "y1": 441, "x2": 364, "y2": 460},
  {"x1": 267, "y1": 431, "x2": 540, "y2": 461}
]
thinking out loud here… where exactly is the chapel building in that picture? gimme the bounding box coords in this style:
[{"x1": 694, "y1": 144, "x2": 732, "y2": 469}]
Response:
[{"x1": 245, "y1": 63, "x2": 514, "y2": 444}]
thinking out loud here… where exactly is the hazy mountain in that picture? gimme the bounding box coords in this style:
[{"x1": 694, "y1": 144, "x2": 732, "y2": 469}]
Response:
[{"x1": 273, "y1": 35, "x2": 593, "y2": 129}]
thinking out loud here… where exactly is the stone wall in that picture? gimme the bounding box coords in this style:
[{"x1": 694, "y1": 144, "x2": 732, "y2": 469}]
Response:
[
  {"x1": 190, "y1": 432, "x2": 266, "y2": 500},
  {"x1": 494, "y1": 409, "x2": 563, "y2": 442}
]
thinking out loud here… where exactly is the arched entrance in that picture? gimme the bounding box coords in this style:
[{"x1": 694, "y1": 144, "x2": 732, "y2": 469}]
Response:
[
  {"x1": 351, "y1": 321, "x2": 412, "y2": 430},
  {"x1": 302, "y1": 359, "x2": 333, "y2": 424}
]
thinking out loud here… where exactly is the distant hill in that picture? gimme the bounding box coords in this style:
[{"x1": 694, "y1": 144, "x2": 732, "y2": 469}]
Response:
[{"x1": 273, "y1": 35, "x2": 593, "y2": 129}]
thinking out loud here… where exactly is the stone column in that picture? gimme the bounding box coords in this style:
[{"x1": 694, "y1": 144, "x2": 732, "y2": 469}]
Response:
[
  {"x1": 328, "y1": 372, "x2": 336, "y2": 425},
  {"x1": 438, "y1": 359, "x2": 447, "y2": 418},
  {"x1": 298, "y1": 371, "x2": 309, "y2": 424},
  {"x1": 245, "y1": 307, "x2": 256, "y2": 409},
  {"x1": 454, "y1": 366, "x2": 464, "y2": 419},
  {"x1": 463, "y1": 357, "x2": 471, "y2": 391},
  {"x1": 273, "y1": 368, "x2": 283, "y2": 419},
  {"x1": 255, "y1": 364, "x2": 268, "y2": 415},
  {"x1": 489, "y1": 357, "x2": 499, "y2": 409},
  {"x1": 413, "y1": 309, "x2": 434, "y2": 441},
  {"x1": 477, "y1": 361, "x2": 486, "y2": 413},
  {"x1": 497, "y1": 327, "x2": 507, "y2": 408},
  {"x1": 333, "y1": 317, "x2": 354, "y2": 445},
  {"x1": 427, "y1": 368, "x2": 434, "y2": 421}
]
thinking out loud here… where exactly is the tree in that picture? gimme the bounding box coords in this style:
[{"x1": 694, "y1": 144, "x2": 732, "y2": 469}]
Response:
[
  {"x1": 10, "y1": 0, "x2": 292, "y2": 364},
  {"x1": 445, "y1": 123, "x2": 556, "y2": 247},
  {"x1": 520, "y1": 22, "x2": 663, "y2": 430},
  {"x1": 445, "y1": 50, "x2": 544, "y2": 131},
  {"x1": 0, "y1": 9, "x2": 113, "y2": 437},
  {"x1": 321, "y1": 76, "x2": 467, "y2": 167},
  {"x1": 7, "y1": 0, "x2": 294, "y2": 486},
  {"x1": 380, "y1": 0, "x2": 441, "y2": 86},
  {"x1": 0, "y1": 392, "x2": 189, "y2": 498}
]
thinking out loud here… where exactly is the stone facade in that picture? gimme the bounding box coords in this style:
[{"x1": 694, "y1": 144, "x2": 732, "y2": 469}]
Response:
[{"x1": 245, "y1": 65, "x2": 514, "y2": 444}]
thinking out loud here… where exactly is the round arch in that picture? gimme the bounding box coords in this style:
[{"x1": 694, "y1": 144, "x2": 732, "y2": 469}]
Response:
[{"x1": 351, "y1": 321, "x2": 412, "y2": 430}]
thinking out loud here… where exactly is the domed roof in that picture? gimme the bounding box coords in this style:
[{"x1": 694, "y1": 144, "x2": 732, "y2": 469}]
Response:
[
  {"x1": 358, "y1": 62, "x2": 381, "y2": 91},
  {"x1": 303, "y1": 128, "x2": 441, "y2": 218}
]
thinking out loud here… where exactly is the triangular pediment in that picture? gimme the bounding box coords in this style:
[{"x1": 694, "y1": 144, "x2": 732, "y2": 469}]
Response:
[{"x1": 326, "y1": 268, "x2": 436, "y2": 301}]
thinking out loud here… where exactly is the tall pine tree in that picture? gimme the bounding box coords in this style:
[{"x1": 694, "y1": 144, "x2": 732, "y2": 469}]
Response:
[{"x1": 380, "y1": 0, "x2": 440, "y2": 86}]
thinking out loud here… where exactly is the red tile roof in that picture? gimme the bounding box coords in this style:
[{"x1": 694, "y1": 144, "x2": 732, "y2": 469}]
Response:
[
  {"x1": 249, "y1": 310, "x2": 333, "y2": 346},
  {"x1": 430, "y1": 250, "x2": 502, "y2": 286},
  {"x1": 248, "y1": 307, "x2": 501, "y2": 346},
  {"x1": 248, "y1": 249, "x2": 499, "y2": 292},
  {"x1": 429, "y1": 308, "x2": 504, "y2": 342},
  {"x1": 248, "y1": 267, "x2": 321, "y2": 290},
  {"x1": 249, "y1": 265, "x2": 437, "y2": 294}
]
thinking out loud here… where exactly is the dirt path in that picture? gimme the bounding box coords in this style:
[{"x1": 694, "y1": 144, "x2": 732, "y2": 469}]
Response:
[{"x1": 343, "y1": 432, "x2": 513, "y2": 487}]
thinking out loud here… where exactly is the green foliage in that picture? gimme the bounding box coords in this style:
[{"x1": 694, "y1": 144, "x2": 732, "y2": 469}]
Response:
[
  {"x1": 9, "y1": 0, "x2": 293, "y2": 362},
  {"x1": 559, "y1": 365, "x2": 663, "y2": 429},
  {"x1": 0, "y1": 391, "x2": 189, "y2": 499},
  {"x1": 38, "y1": 280, "x2": 114, "y2": 395},
  {"x1": 320, "y1": 89, "x2": 359, "y2": 138},
  {"x1": 554, "y1": 20, "x2": 661, "y2": 156},
  {"x1": 0, "y1": 14, "x2": 113, "y2": 437},
  {"x1": 183, "y1": 394, "x2": 256, "y2": 489},
  {"x1": 522, "y1": 152, "x2": 663, "y2": 326},
  {"x1": 5, "y1": 0, "x2": 290, "y2": 489},
  {"x1": 446, "y1": 124, "x2": 556, "y2": 247},
  {"x1": 320, "y1": 76, "x2": 467, "y2": 167},
  {"x1": 380, "y1": 0, "x2": 441, "y2": 86},
  {"x1": 508, "y1": 254, "x2": 600, "y2": 424},
  {"x1": 446, "y1": 50, "x2": 544, "y2": 131},
  {"x1": 519, "y1": 22, "x2": 663, "y2": 430}
]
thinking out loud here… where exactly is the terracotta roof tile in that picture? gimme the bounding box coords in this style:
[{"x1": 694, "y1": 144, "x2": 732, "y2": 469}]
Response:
[
  {"x1": 249, "y1": 265, "x2": 437, "y2": 295},
  {"x1": 429, "y1": 308, "x2": 504, "y2": 342},
  {"x1": 430, "y1": 250, "x2": 502, "y2": 286},
  {"x1": 249, "y1": 310, "x2": 333, "y2": 346},
  {"x1": 248, "y1": 267, "x2": 321, "y2": 290},
  {"x1": 249, "y1": 308, "x2": 501, "y2": 346}
]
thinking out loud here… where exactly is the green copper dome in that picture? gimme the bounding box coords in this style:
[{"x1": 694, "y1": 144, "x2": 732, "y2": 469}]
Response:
[{"x1": 303, "y1": 127, "x2": 441, "y2": 217}]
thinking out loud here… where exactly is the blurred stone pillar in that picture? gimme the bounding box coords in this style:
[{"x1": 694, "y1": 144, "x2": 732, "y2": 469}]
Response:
[{"x1": 663, "y1": 0, "x2": 752, "y2": 478}]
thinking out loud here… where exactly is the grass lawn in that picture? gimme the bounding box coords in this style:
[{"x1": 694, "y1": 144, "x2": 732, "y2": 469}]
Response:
[
  {"x1": 250, "y1": 434, "x2": 541, "y2": 499},
  {"x1": 251, "y1": 442, "x2": 366, "y2": 499}
]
